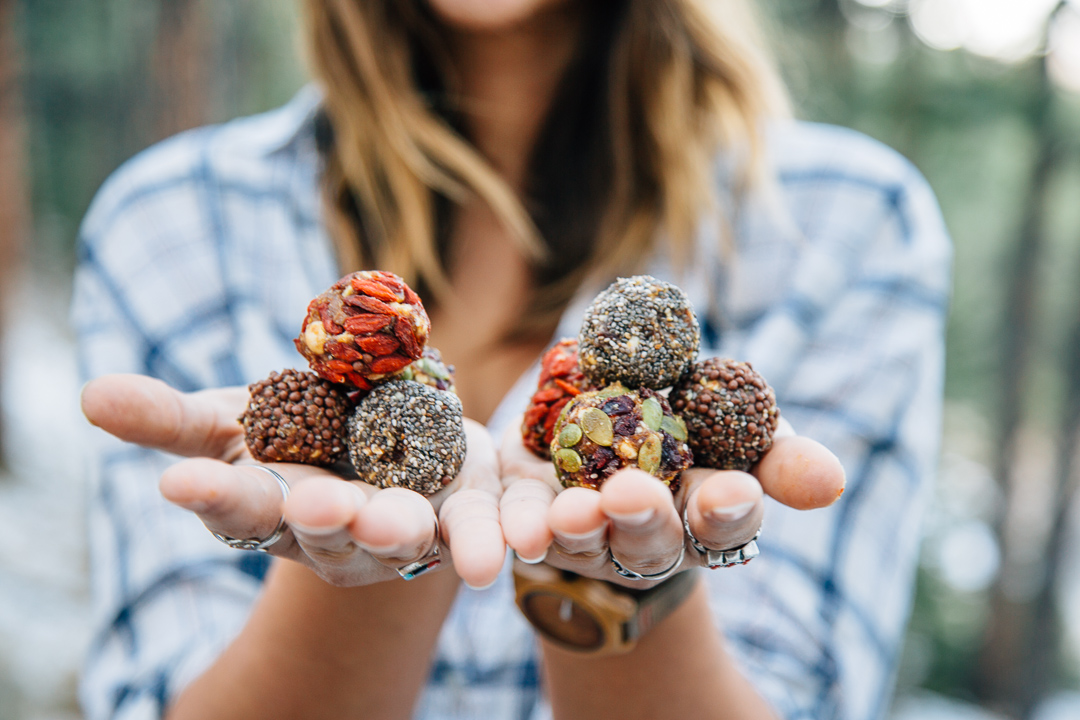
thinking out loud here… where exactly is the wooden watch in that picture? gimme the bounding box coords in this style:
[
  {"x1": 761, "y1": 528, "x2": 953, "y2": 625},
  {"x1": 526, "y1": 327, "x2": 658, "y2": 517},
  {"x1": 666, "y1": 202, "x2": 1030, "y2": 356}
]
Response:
[{"x1": 512, "y1": 558, "x2": 699, "y2": 656}]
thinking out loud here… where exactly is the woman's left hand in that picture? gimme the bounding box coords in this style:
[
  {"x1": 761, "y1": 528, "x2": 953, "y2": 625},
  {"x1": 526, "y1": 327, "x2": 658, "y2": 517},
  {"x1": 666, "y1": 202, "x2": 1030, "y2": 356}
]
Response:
[{"x1": 499, "y1": 416, "x2": 846, "y2": 588}]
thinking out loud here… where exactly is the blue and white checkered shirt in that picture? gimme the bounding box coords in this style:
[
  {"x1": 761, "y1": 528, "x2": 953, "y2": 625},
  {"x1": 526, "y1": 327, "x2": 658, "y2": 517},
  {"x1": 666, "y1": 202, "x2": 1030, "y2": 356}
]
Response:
[{"x1": 73, "y1": 87, "x2": 951, "y2": 720}]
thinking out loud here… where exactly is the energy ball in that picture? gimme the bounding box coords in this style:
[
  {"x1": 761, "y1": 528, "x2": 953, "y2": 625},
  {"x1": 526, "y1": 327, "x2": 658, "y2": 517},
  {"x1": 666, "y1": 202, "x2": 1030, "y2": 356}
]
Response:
[
  {"x1": 239, "y1": 369, "x2": 350, "y2": 466},
  {"x1": 578, "y1": 275, "x2": 700, "y2": 390},
  {"x1": 669, "y1": 357, "x2": 779, "y2": 471},
  {"x1": 346, "y1": 380, "x2": 466, "y2": 497},
  {"x1": 395, "y1": 346, "x2": 456, "y2": 394},
  {"x1": 521, "y1": 339, "x2": 598, "y2": 459},
  {"x1": 551, "y1": 383, "x2": 692, "y2": 493},
  {"x1": 295, "y1": 271, "x2": 431, "y2": 391}
]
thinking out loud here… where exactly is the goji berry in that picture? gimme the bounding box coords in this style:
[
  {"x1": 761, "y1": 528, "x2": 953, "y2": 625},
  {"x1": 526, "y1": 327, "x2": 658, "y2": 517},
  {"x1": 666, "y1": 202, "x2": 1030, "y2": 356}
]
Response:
[
  {"x1": 370, "y1": 354, "x2": 413, "y2": 374},
  {"x1": 358, "y1": 334, "x2": 400, "y2": 355},
  {"x1": 343, "y1": 314, "x2": 394, "y2": 334}
]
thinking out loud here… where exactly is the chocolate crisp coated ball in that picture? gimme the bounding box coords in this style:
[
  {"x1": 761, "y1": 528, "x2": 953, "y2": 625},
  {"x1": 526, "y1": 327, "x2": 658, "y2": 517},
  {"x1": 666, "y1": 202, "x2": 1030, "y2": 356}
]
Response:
[
  {"x1": 294, "y1": 271, "x2": 431, "y2": 391},
  {"x1": 240, "y1": 369, "x2": 350, "y2": 466},
  {"x1": 669, "y1": 357, "x2": 779, "y2": 471},
  {"x1": 521, "y1": 339, "x2": 598, "y2": 460},
  {"x1": 578, "y1": 275, "x2": 700, "y2": 390},
  {"x1": 346, "y1": 380, "x2": 466, "y2": 497},
  {"x1": 551, "y1": 383, "x2": 692, "y2": 493}
]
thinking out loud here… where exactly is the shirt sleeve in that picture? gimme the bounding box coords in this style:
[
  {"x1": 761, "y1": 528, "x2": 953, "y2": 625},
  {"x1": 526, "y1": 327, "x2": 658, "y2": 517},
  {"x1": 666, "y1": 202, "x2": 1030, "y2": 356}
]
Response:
[
  {"x1": 704, "y1": 132, "x2": 952, "y2": 720},
  {"x1": 73, "y1": 131, "x2": 273, "y2": 720}
]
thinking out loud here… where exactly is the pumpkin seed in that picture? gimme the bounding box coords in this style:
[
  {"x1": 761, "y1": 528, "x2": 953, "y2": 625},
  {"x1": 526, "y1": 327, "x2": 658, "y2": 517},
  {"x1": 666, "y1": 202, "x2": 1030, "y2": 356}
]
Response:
[
  {"x1": 661, "y1": 415, "x2": 688, "y2": 442},
  {"x1": 555, "y1": 448, "x2": 583, "y2": 473},
  {"x1": 641, "y1": 397, "x2": 663, "y2": 431},
  {"x1": 581, "y1": 408, "x2": 614, "y2": 446},
  {"x1": 558, "y1": 423, "x2": 583, "y2": 447},
  {"x1": 638, "y1": 434, "x2": 663, "y2": 475},
  {"x1": 598, "y1": 382, "x2": 628, "y2": 399}
]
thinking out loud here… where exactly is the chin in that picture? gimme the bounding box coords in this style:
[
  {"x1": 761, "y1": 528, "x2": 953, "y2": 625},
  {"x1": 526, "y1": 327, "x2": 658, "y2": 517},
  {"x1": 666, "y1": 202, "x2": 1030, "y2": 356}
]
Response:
[{"x1": 425, "y1": 0, "x2": 572, "y2": 32}]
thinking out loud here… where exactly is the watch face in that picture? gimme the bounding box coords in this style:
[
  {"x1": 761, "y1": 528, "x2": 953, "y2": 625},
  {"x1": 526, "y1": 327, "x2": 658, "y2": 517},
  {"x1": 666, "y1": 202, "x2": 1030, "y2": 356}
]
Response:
[{"x1": 521, "y1": 590, "x2": 606, "y2": 650}]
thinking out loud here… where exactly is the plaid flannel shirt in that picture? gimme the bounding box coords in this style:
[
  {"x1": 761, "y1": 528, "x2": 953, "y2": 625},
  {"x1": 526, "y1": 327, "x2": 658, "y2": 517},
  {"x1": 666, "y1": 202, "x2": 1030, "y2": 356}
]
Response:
[{"x1": 73, "y1": 87, "x2": 951, "y2": 720}]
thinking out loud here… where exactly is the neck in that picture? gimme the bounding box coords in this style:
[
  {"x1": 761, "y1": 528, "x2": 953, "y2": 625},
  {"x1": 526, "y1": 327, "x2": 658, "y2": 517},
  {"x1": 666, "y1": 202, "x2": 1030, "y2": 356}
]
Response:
[{"x1": 445, "y1": 8, "x2": 584, "y2": 189}]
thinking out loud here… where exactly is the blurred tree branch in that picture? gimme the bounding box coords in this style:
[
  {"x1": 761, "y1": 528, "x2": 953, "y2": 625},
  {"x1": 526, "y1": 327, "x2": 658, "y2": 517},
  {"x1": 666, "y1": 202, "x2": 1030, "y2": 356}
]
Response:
[
  {"x1": 0, "y1": 0, "x2": 29, "y2": 471},
  {"x1": 152, "y1": 0, "x2": 210, "y2": 139}
]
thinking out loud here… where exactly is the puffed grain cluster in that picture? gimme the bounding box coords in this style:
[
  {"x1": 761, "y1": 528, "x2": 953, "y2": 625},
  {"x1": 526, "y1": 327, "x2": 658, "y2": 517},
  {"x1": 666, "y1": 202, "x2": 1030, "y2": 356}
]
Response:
[{"x1": 346, "y1": 379, "x2": 466, "y2": 496}]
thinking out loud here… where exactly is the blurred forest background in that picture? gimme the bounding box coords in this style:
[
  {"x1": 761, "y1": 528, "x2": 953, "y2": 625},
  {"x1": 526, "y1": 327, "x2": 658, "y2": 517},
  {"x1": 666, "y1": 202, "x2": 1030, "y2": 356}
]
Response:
[{"x1": 1, "y1": 0, "x2": 1080, "y2": 719}]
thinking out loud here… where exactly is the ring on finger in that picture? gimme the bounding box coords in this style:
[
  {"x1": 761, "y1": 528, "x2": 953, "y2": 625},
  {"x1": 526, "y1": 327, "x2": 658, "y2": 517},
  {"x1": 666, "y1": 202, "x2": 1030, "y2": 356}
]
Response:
[
  {"x1": 609, "y1": 544, "x2": 685, "y2": 582},
  {"x1": 395, "y1": 511, "x2": 442, "y2": 581},
  {"x1": 682, "y1": 505, "x2": 761, "y2": 569},
  {"x1": 211, "y1": 466, "x2": 290, "y2": 553}
]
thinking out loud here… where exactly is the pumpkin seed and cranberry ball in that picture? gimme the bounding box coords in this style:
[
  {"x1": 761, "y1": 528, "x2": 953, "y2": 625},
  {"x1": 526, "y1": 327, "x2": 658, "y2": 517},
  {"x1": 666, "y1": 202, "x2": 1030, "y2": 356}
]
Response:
[
  {"x1": 395, "y1": 346, "x2": 456, "y2": 394},
  {"x1": 295, "y1": 271, "x2": 431, "y2": 391},
  {"x1": 578, "y1": 275, "x2": 701, "y2": 390},
  {"x1": 550, "y1": 383, "x2": 692, "y2": 493},
  {"x1": 669, "y1": 357, "x2": 779, "y2": 471},
  {"x1": 346, "y1": 379, "x2": 466, "y2": 497},
  {"x1": 521, "y1": 339, "x2": 598, "y2": 459},
  {"x1": 239, "y1": 369, "x2": 350, "y2": 466}
]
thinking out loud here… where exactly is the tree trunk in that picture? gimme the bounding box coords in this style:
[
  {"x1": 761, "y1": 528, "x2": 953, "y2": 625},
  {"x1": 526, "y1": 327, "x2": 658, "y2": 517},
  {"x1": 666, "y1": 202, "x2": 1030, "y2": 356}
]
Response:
[
  {"x1": 152, "y1": 0, "x2": 211, "y2": 139},
  {"x1": 974, "y1": 54, "x2": 1058, "y2": 715},
  {"x1": 0, "y1": 0, "x2": 30, "y2": 472}
]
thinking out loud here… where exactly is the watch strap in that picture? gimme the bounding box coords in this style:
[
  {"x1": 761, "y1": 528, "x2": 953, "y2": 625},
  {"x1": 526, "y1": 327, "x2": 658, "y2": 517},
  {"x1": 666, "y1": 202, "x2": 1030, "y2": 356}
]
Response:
[{"x1": 623, "y1": 568, "x2": 699, "y2": 642}]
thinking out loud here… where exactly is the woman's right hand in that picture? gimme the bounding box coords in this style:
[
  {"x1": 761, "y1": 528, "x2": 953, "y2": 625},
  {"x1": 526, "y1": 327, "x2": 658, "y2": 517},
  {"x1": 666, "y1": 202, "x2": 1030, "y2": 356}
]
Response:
[{"x1": 81, "y1": 373, "x2": 506, "y2": 590}]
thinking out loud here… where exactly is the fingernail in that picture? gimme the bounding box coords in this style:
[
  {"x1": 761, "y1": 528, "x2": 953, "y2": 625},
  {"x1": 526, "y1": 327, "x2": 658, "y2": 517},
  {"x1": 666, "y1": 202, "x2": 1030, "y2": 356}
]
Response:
[
  {"x1": 557, "y1": 525, "x2": 607, "y2": 543},
  {"x1": 289, "y1": 521, "x2": 344, "y2": 537},
  {"x1": 607, "y1": 508, "x2": 655, "y2": 528},
  {"x1": 516, "y1": 549, "x2": 548, "y2": 564},
  {"x1": 465, "y1": 578, "x2": 498, "y2": 591},
  {"x1": 707, "y1": 502, "x2": 755, "y2": 523},
  {"x1": 357, "y1": 541, "x2": 403, "y2": 555},
  {"x1": 169, "y1": 498, "x2": 209, "y2": 513}
]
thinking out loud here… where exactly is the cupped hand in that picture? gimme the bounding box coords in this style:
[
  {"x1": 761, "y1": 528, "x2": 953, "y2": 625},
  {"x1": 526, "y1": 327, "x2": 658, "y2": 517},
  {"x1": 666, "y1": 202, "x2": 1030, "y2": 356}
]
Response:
[
  {"x1": 81, "y1": 374, "x2": 506, "y2": 590},
  {"x1": 499, "y1": 415, "x2": 845, "y2": 588}
]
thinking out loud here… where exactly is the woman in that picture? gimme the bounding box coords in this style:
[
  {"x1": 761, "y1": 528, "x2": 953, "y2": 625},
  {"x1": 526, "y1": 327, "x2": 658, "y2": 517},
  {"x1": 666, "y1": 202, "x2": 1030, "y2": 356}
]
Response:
[{"x1": 75, "y1": 1, "x2": 950, "y2": 718}]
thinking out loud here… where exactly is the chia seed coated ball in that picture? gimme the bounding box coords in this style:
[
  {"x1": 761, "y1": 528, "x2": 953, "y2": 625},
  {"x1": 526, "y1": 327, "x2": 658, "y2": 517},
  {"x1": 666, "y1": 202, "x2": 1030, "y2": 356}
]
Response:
[
  {"x1": 521, "y1": 339, "x2": 598, "y2": 459},
  {"x1": 669, "y1": 357, "x2": 779, "y2": 471},
  {"x1": 295, "y1": 271, "x2": 431, "y2": 391},
  {"x1": 394, "y1": 346, "x2": 456, "y2": 394},
  {"x1": 239, "y1": 369, "x2": 350, "y2": 466},
  {"x1": 346, "y1": 379, "x2": 466, "y2": 497},
  {"x1": 550, "y1": 383, "x2": 692, "y2": 493},
  {"x1": 578, "y1": 275, "x2": 700, "y2": 390}
]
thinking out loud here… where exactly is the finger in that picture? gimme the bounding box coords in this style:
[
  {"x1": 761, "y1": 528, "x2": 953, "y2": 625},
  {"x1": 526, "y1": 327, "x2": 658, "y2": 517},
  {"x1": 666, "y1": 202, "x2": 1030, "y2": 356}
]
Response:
[
  {"x1": 283, "y1": 476, "x2": 368, "y2": 556},
  {"x1": 83, "y1": 374, "x2": 248, "y2": 461},
  {"x1": 500, "y1": 479, "x2": 557, "y2": 563},
  {"x1": 776, "y1": 416, "x2": 797, "y2": 438},
  {"x1": 600, "y1": 469, "x2": 685, "y2": 577},
  {"x1": 349, "y1": 488, "x2": 439, "y2": 565},
  {"x1": 547, "y1": 487, "x2": 608, "y2": 573},
  {"x1": 499, "y1": 418, "x2": 559, "y2": 492},
  {"x1": 681, "y1": 468, "x2": 764, "y2": 551},
  {"x1": 159, "y1": 458, "x2": 292, "y2": 547},
  {"x1": 441, "y1": 489, "x2": 505, "y2": 589},
  {"x1": 755, "y1": 435, "x2": 846, "y2": 510},
  {"x1": 452, "y1": 419, "x2": 503, "y2": 497}
]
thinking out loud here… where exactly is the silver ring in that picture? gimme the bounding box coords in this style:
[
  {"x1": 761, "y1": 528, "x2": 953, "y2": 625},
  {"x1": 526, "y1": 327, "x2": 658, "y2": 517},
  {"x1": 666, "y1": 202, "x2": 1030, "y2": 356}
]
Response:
[
  {"x1": 395, "y1": 512, "x2": 442, "y2": 581},
  {"x1": 212, "y1": 466, "x2": 290, "y2": 553},
  {"x1": 682, "y1": 505, "x2": 761, "y2": 569},
  {"x1": 609, "y1": 543, "x2": 686, "y2": 582}
]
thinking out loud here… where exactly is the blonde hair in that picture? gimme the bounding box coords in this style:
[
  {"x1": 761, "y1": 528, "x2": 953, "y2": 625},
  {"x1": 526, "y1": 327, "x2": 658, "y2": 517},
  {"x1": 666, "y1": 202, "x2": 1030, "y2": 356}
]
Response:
[{"x1": 303, "y1": 0, "x2": 788, "y2": 338}]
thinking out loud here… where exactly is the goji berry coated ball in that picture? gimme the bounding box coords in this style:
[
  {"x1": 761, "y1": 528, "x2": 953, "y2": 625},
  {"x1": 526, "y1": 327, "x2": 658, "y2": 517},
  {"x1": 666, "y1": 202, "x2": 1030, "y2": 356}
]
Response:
[
  {"x1": 578, "y1": 275, "x2": 700, "y2": 390},
  {"x1": 239, "y1": 369, "x2": 350, "y2": 466},
  {"x1": 669, "y1": 357, "x2": 779, "y2": 471},
  {"x1": 550, "y1": 383, "x2": 692, "y2": 493},
  {"x1": 521, "y1": 339, "x2": 597, "y2": 459},
  {"x1": 346, "y1": 380, "x2": 466, "y2": 497},
  {"x1": 295, "y1": 271, "x2": 430, "y2": 391}
]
